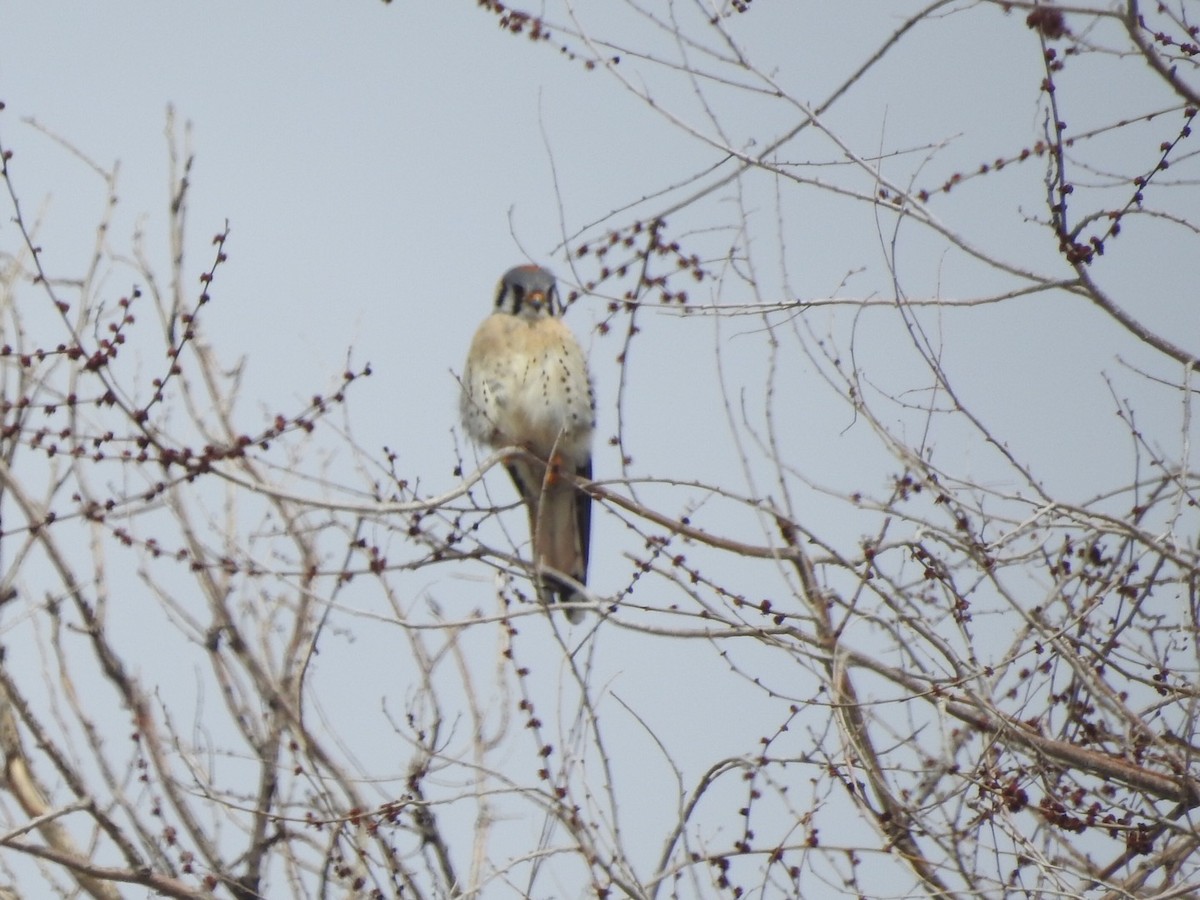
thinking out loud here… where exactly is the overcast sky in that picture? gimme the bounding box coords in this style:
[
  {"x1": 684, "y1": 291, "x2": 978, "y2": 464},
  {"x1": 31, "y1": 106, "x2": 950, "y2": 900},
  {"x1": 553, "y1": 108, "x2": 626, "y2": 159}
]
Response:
[{"x1": 0, "y1": 2, "x2": 1194, "y2": 896}]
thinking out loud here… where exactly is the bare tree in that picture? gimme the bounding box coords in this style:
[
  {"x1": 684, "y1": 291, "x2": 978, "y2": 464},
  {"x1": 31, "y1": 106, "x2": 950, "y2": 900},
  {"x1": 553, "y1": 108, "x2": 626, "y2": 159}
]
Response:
[{"x1": 0, "y1": 1, "x2": 1197, "y2": 897}]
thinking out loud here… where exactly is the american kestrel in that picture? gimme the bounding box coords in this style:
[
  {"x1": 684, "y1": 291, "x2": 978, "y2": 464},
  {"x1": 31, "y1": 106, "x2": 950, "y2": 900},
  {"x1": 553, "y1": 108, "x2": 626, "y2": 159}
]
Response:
[{"x1": 460, "y1": 265, "x2": 595, "y2": 622}]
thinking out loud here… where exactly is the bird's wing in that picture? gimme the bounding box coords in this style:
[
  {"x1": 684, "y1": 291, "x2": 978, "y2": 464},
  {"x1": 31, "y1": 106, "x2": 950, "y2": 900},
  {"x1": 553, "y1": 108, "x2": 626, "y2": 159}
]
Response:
[{"x1": 574, "y1": 456, "x2": 592, "y2": 587}]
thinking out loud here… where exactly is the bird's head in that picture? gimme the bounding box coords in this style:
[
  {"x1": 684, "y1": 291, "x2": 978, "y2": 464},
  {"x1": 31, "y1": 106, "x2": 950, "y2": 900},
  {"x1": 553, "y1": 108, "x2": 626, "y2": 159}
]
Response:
[{"x1": 495, "y1": 265, "x2": 562, "y2": 320}]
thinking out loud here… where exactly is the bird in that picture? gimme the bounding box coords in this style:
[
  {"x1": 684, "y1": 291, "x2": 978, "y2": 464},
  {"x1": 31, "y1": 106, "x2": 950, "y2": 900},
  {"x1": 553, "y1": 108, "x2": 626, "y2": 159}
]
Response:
[{"x1": 460, "y1": 265, "x2": 595, "y2": 623}]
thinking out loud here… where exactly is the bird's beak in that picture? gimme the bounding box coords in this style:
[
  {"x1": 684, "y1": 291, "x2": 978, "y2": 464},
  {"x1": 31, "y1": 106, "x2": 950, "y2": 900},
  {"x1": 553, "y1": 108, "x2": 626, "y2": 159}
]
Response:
[{"x1": 527, "y1": 290, "x2": 546, "y2": 310}]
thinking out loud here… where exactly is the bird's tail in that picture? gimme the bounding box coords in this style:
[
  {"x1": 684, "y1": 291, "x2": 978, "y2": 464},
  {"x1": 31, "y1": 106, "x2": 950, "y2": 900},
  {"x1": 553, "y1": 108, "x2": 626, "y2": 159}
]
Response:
[{"x1": 506, "y1": 457, "x2": 590, "y2": 623}]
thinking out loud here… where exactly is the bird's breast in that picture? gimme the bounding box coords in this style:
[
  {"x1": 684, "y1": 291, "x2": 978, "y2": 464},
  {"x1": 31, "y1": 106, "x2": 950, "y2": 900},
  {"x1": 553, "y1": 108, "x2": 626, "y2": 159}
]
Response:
[{"x1": 462, "y1": 314, "x2": 594, "y2": 463}]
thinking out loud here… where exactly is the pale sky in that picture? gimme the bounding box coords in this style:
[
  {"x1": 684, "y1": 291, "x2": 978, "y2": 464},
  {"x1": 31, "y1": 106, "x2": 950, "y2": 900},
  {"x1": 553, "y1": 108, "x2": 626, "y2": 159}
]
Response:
[{"x1": 0, "y1": 2, "x2": 1194, "y2": 897}]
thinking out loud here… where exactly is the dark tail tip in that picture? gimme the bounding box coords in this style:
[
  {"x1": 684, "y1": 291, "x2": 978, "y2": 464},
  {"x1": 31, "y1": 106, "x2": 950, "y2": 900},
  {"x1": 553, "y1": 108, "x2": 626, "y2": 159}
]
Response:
[{"x1": 546, "y1": 576, "x2": 586, "y2": 624}]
